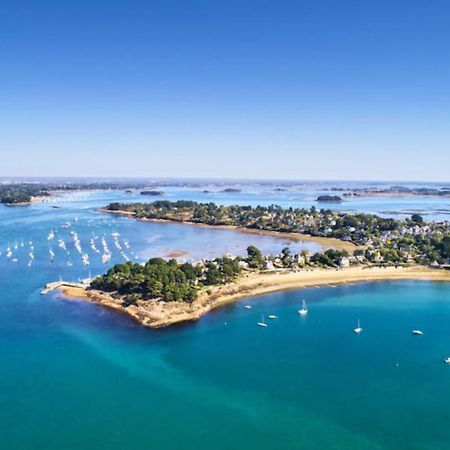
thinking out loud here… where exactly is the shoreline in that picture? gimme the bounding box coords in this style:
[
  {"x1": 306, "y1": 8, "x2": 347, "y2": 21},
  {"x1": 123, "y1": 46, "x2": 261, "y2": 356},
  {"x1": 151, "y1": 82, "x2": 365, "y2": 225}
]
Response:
[
  {"x1": 99, "y1": 209, "x2": 358, "y2": 252},
  {"x1": 3, "y1": 195, "x2": 50, "y2": 206},
  {"x1": 57, "y1": 266, "x2": 450, "y2": 329},
  {"x1": 347, "y1": 191, "x2": 450, "y2": 198}
]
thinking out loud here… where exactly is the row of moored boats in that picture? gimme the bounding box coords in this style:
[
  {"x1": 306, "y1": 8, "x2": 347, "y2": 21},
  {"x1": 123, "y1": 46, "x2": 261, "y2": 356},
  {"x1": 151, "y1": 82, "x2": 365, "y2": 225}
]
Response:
[{"x1": 248, "y1": 300, "x2": 450, "y2": 364}]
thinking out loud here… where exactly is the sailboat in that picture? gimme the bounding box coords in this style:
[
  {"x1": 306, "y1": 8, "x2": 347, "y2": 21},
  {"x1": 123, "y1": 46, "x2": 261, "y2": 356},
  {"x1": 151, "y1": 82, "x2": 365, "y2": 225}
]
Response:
[
  {"x1": 57, "y1": 239, "x2": 66, "y2": 250},
  {"x1": 353, "y1": 319, "x2": 363, "y2": 334},
  {"x1": 444, "y1": 357, "x2": 450, "y2": 364},
  {"x1": 298, "y1": 299, "x2": 308, "y2": 315},
  {"x1": 257, "y1": 315, "x2": 268, "y2": 327}
]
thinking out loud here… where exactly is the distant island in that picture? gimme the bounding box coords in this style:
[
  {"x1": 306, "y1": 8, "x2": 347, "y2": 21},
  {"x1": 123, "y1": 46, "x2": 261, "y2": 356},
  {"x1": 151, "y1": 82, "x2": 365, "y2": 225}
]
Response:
[
  {"x1": 3, "y1": 179, "x2": 450, "y2": 206},
  {"x1": 0, "y1": 185, "x2": 50, "y2": 205},
  {"x1": 140, "y1": 190, "x2": 164, "y2": 196},
  {"x1": 329, "y1": 186, "x2": 450, "y2": 198},
  {"x1": 0, "y1": 181, "x2": 150, "y2": 205},
  {"x1": 316, "y1": 195, "x2": 343, "y2": 202}
]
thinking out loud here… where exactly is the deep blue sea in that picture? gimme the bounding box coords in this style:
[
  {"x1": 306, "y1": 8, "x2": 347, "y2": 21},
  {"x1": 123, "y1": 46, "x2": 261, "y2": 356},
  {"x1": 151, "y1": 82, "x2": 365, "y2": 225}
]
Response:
[{"x1": 1, "y1": 185, "x2": 450, "y2": 450}]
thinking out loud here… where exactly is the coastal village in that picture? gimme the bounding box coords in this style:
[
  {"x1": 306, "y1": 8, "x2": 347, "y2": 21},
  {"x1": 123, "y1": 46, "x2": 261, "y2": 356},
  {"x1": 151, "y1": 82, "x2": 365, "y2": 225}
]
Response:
[
  {"x1": 39, "y1": 199, "x2": 448, "y2": 330},
  {"x1": 105, "y1": 200, "x2": 450, "y2": 269}
]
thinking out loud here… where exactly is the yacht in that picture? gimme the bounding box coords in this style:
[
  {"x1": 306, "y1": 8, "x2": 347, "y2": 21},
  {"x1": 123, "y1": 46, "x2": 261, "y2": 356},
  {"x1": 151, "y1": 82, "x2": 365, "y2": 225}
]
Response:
[
  {"x1": 257, "y1": 315, "x2": 268, "y2": 327},
  {"x1": 298, "y1": 299, "x2": 308, "y2": 316},
  {"x1": 102, "y1": 253, "x2": 111, "y2": 264},
  {"x1": 82, "y1": 253, "x2": 90, "y2": 266},
  {"x1": 244, "y1": 305, "x2": 252, "y2": 309},
  {"x1": 268, "y1": 314, "x2": 278, "y2": 320},
  {"x1": 412, "y1": 330, "x2": 423, "y2": 336},
  {"x1": 57, "y1": 239, "x2": 66, "y2": 251},
  {"x1": 353, "y1": 319, "x2": 363, "y2": 334}
]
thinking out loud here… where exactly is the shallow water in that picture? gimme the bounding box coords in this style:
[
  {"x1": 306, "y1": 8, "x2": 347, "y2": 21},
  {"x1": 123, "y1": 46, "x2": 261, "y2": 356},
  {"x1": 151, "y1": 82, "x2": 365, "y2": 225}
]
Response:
[{"x1": 1, "y1": 190, "x2": 450, "y2": 450}]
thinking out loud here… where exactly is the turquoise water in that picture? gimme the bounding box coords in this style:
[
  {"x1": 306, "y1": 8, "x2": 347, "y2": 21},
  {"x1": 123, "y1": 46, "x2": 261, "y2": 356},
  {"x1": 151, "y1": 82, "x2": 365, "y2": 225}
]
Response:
[{"x1": 1, "y1": 190, "x2": 450, "y2": 450}]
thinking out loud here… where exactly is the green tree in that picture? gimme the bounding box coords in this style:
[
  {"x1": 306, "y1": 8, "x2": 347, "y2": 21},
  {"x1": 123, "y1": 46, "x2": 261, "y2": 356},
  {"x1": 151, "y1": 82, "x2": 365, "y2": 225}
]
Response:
[{"x1": 246, "y1": 245, "x2": 265, "y2": 269}]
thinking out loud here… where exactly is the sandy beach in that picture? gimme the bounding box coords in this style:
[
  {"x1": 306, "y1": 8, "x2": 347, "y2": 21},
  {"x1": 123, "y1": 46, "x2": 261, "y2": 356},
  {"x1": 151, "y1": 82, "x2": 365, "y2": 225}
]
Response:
[
  {"x1": 100, "y1": 209, "x2": 358, "y2": 252},
  {"x1": 58, "y1": 266, "x2": 450, "y2": 329}
]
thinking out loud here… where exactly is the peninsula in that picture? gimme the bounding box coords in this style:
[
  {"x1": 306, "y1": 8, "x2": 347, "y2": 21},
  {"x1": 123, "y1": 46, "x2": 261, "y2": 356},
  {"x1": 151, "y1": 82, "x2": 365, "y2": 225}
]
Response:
[
  {"x1": 59, "y1": 264, "x2": 450, "y2": 329},
  {"x1": 50, "y1": 200, "x2": 450, "y2": 329}
]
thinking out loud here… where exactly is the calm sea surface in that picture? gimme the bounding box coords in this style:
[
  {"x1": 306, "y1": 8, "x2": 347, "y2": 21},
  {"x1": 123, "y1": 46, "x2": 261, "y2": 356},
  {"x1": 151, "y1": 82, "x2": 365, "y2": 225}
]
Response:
[{"x1": 1, "y1": 187, "x2": 450, "y2": 450}]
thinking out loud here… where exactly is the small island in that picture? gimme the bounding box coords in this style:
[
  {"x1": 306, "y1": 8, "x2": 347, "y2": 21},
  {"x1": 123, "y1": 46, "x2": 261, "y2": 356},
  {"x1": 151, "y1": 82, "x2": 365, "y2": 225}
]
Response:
[
  {"x1": 316, "y1": 195, "x2": 343, "y2": 203},
  {"x1": 140, "y1": 190, "x2": 164, "y2": 196},
  {"x1": 222, "y1": 188, "x2": 242, "y2": 193}
]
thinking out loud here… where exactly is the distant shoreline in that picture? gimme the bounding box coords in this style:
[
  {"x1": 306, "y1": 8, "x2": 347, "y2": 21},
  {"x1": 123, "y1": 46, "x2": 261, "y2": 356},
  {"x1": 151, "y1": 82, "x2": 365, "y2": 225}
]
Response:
[
  {"x1": 99, "y1": 209, "x2": 358, "y2": 252},
  {"x1": 57, "y1": 266, "x2": 450, "y2": 329},
  {"x1": 2, "y1": 195, "x2": 50, "y2": 206}
]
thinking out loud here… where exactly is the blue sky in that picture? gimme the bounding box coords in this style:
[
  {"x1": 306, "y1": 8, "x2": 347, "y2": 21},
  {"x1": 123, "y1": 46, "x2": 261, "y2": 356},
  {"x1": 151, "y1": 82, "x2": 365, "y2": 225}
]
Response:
[{"x1": 1, "y1": 0, "x2": 449, "y2": 181}]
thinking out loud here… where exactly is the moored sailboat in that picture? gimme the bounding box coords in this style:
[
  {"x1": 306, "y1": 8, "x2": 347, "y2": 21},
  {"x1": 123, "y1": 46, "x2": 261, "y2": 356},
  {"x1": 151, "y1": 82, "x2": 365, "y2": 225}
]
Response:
[
  {"x1": 354, "y1": 319, "x2": 363, "y2": 334},
  {"x1": 298, "y1": 299, "x2": 308, "y2": 316}
]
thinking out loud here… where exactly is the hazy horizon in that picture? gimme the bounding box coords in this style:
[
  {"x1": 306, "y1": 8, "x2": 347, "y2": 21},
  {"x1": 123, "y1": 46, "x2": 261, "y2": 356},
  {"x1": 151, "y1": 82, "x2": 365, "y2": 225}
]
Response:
[{"x1": 1, "y1": 175, "x2": 449, "y2": 186}]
